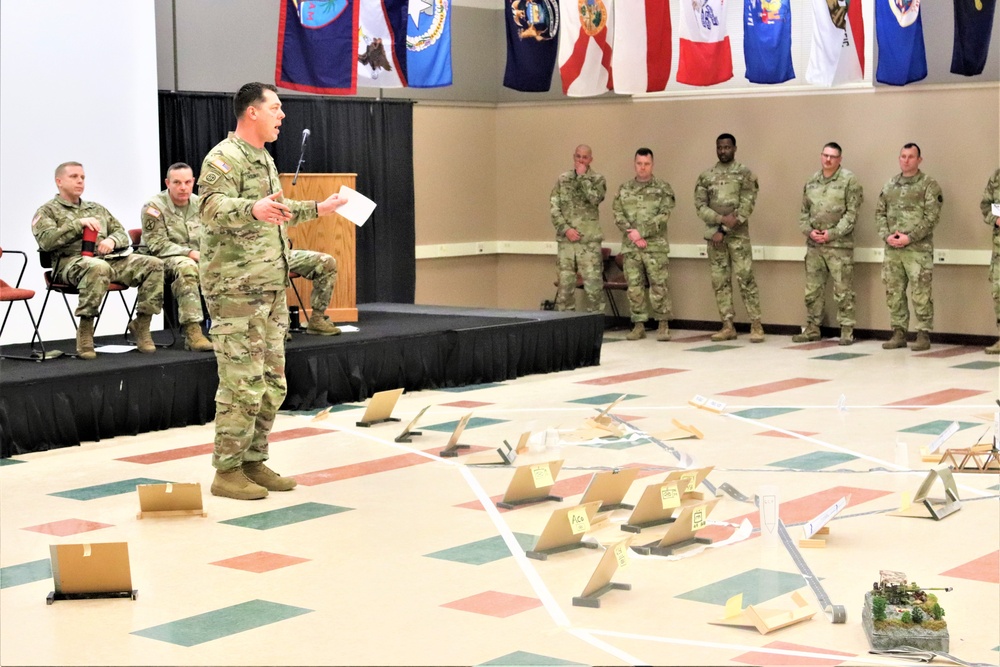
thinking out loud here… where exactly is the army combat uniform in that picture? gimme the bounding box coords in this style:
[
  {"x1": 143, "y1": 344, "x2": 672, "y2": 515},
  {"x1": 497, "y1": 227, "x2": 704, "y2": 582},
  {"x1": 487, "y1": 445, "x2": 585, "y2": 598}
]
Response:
[
  {"x1": 288, "y1": 248, "x2": 338, "y2": 317},
  {"x1": 796, "y1": 167, "x2": 864, "y2": 342},
  {"x1": 613, "y1": 176, "x2": 675, "y2": 336},
  {"x1": 875, "y1": 170, "x2": 943, "y2": 347},
  {"x1": 549, "y1": 168, "x2": 606, "y2": 313},
  {"x1": 694, "y1": 161, "x2": 763, "y2": 339},
  {"x1": 981, "y1": 168, "x2": 1000, "y2": 353},
  {"x1": 141, "y1": 191, "x2": 205, "y2": 327},
  {"x1": 198, "y1": 133, "x2": 320, "y2": 477}
]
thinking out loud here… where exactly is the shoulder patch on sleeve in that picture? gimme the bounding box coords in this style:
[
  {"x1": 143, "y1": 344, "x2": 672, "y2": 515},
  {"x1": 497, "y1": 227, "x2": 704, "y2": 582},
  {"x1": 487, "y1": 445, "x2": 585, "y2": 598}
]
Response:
[
  {"x1": 143, "y1": 218, "x2": 155, "y2": 232},
  {"x1": 210, "y1": 158, "x2": 232, "y2": 174},
  {"x1": 202, "y1": 171, "x2": 220, "y2": 184},
  {"x1": 31, "y1": 213, "x2": 40, "y2": 227},
  {"x1": 146, "y1": 206, "x2": 161, "y2": 218}
]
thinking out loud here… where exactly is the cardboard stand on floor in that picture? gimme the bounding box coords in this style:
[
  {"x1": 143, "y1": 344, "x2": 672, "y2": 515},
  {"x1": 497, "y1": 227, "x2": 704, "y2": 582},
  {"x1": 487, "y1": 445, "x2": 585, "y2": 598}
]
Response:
[
  {"x1": 709, "y1": 591, "x2": 817, "y2": 634},
  {"x1": 526, "y1": 501, "x2": 604, "y2": 560},
  {"x1": 394, "y1": 405, "x2": 431, "y2": 443},
  {"x1": 633, "y1": 498, "x2": 719, "y2": 555},
  {"x1": 136, "y1": 483, "x2": 206, "y2": 519},
  {"x1": 798, "y1": 495, "x2": 849, "y2": 548},
  {"x1": 439, "y1": 412, "x2": 473, "y2": 458},
  {"x1": 498, "y1": 431, "x2": 530, "y2": 465},
  {"x1": 663, "y1": 466, "x2": 715, "y2": 502},
  {"x1": 582, "y1": 395, "x2": 628, "y2": 437},
  {"x1": 572, "y1": 536, "x2": 633, "y2": 608},
  {"x1": 356, "y1": 388, "x2": 404, "y2": 427},
  {"x1": 580, "y1": 467, "x2": 640, "y2": 511},
  {"x1": 47, "y1": 542, "x2": 136, "y2": 604},
  {"x1": 888, "y1": 465, "x2": 961, "y2": 520},
  {"x1": 496, "y1": 459, "x2": 564, "y2": 509},
  {"x1": 620, "y1": 479, "x2": 685, "y2": 533}
]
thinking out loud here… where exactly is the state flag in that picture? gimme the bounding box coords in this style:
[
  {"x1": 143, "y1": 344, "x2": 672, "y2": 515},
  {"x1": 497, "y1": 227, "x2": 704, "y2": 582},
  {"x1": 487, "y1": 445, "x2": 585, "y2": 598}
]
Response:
[
  {"x1": 612, "y1": 0, "x2": 672, "y2": 93},
  {"x1": 677, "y1": 0, "x2": 733, "y2": 86},
  {"x1": 407, "y1": 0, "x2": 452, "y2": 87},
  {"x1": 744, "y1": 0, "x2": 794, "y2": 84},
  {"x1": 276, "y1": 0, "x2": 360, "y2": 94},
  {"x1": 504, "y1": 0, "x2": 560, "y2": 92},
  {"x1": 951, "y1": 0, "x2": 996, "y2": 76},
  {"x1": 558, "y1": 0, "x2": 615, "y2": 96},
  {"x1": 358, "y1": 0, "x2": 409, "y2": 87},
  {"x1": 806, "y1": 0, "x2": 865, "y2": 86},
  {"x1": 875, "y1": 0, "x2": 927, "y2": 86}
]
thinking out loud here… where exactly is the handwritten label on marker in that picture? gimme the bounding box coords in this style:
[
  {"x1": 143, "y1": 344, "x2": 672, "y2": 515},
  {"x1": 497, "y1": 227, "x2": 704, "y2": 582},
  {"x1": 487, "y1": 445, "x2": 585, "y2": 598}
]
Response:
[
  {"x1": 614, "y1": 543, "x2": 630, "y2": 569},
  {"x1": 691, "y1": 506, "x2": 707, "y2": 531},
  {"x1": 660, "y1": 485, "x2": 680, "y2": 509},
  {"x1": 530, "y1": 464, "x2": 554, "y2": 488},
  {"x1": 567, "y1": 508, "x2": 590, "y2": 535},
  {"x1": 679, "y1": 472, "x2": 697, "y2": 493}
]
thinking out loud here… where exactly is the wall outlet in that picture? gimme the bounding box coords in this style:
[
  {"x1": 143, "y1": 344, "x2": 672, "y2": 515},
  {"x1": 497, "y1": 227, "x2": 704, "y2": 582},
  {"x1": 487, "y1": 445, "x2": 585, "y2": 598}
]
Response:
[{"x1": 751, "y1": 245, "x2": 764, "y2": 260}]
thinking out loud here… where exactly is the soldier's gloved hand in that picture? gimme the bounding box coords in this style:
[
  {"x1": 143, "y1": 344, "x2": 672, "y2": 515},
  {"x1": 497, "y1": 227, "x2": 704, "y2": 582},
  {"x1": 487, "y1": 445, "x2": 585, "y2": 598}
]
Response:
[{"x1": 565, "y1": 228, "x2": 581, "y2": 242}]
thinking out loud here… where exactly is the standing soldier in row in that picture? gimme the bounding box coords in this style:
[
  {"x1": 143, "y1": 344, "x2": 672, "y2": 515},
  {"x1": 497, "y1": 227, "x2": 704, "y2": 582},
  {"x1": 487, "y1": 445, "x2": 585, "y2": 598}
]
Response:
[
  {"x1": 549, "y1": 144, "x2": 606, "y2": 314},
  {"x1": 613, "y1": 148, "x2": 675, "y2": 341},
  {"x1": 792, "y1": 142, "x2": 864, "y2": 346},
  {"x1": 876, "y1": 143, "x2": 943, "y2": 352},
  {"x1": 695, "y1": 134, "x2": 765, "y2": 343},
  {"x1": 982, "y1": 168, "x2": 1000, "y2": 354}
]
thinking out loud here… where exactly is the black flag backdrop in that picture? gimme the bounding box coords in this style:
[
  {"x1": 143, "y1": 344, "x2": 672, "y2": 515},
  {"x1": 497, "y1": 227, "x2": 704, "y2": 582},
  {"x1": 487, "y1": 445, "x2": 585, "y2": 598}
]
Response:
[{"x1": 157, "y1": 90, "x2": 415, "y2": 304}]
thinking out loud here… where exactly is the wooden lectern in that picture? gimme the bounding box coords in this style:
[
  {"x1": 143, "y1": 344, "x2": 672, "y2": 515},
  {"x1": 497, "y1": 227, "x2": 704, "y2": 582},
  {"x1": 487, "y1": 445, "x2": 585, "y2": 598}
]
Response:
[{"x1": 279, "y1": 173, "x2": 358, "y2": 322}]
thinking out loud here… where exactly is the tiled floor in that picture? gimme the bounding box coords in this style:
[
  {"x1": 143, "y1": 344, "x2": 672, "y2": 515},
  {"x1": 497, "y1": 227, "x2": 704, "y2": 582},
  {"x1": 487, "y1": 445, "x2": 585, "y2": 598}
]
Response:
[{"x1": 1, "y1": 326, "x2": 998, "y2": 666}]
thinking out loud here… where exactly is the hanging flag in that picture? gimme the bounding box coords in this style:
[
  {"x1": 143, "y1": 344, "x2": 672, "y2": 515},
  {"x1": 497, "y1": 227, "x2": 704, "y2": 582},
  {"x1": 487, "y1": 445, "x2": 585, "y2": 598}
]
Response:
[
  {"x1": 276, "y1": 0, "x2": 360, "y2": 94},
  {"x1": 806, "y1": 0, "x2": 865, "y2": 86},
  {"x1": 951, "y1": 0, "x2": 997, "y2": 76},
  {"x1": 406, "y1": 0, "x2": 452, "y2": 87},
  {"x1": 875, "y1": 0, "x2": 927, "y2": 85},
  {"x1": 743, "y1": 0, "x2": 794, "y2": 84},
  {"x1": 612, "y1": 0, "x2": 672, "y2": 93},
  {"x1": 504, "y1": 0, "x2": 561, "y2": 92},
  {"x1": 677, "y1": 0, "x2": 733, "y2": 86},
  {"x1": 358, "y1": 0, "x2": 409, "y2": 87},
  {"x1": 558, "y1": 0, "x2": 615, "y2": 96}
]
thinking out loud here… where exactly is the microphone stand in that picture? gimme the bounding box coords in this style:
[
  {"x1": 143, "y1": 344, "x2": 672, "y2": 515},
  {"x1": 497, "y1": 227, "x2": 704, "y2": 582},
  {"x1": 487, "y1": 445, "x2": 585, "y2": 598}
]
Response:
[{"x1": 292, "y1": 133, "x2": 309, "y2": 185}]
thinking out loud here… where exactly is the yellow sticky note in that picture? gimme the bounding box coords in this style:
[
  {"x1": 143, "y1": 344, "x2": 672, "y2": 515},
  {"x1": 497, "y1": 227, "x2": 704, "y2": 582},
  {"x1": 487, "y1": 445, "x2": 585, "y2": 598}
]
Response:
[
  {"x1": 679, "y1": 472, "x2": 697, "y2": 493},
  {"x1": 724, "y1": 593, "x2": 744, "y2": 618},
  {"x1": 613, "y1": 543, "x2": 630, "y2": 569},
  {"x1": 691, "y1": 506, "x2": 707, "y2": 530},
  {"x1": 530, "y1": 464, "x2": 554, "y2": 488},
  {"x1": 660, "y1": 484, "x2": 680, "y2": 510},
  {"x1": 567, "y1": 507, "x2": 590, "y2": 535},
  {"x1": 900, "y1": 491, "x2": 912, "y2": 511}
]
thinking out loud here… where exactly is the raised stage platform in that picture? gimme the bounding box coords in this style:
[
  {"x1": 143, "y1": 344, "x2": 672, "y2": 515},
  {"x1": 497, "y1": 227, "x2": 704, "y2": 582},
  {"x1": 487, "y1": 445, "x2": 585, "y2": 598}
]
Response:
[{"x1": 0, "y1": 303, "x2": 603, "y2": 457}]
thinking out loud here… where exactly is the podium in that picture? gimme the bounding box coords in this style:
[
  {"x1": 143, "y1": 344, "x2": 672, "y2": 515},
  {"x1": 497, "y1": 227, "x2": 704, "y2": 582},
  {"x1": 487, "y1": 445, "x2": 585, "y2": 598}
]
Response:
[{"x1": 279, "y1": 173, "x2": 358, "y2": 322}]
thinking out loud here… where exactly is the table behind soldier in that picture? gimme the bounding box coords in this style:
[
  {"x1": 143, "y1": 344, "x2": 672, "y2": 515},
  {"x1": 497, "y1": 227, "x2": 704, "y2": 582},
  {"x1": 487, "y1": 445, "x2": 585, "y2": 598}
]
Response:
[
  {"x1": 198, "y1": 82, "x2": 345, "y2": 501},
  {"x1": 32, "y1": 161, "x2": 164, "y2": 360},
  {"x1": 982, "y1": 168, "x2": 1000, "y2": 354}
]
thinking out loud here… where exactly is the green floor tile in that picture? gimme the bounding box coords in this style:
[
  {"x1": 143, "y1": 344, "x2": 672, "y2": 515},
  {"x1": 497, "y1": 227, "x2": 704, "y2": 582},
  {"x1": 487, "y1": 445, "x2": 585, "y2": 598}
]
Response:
[
  {"x1": 131, "y1": 599, "x2": 311, "y2": 647},
  {"x1": 898, "y1": 420, "x2": 981, "y2": 435},
  {"x1": 479, "y1": 651, "x2": 585, "y2": 666},
  {"x1": 730, "y1": 407, "x2": 801, "y2": 420},
  {"x1": 687, "y1": 344, "x2": 741, "y2": 352},
  {"x1": 768, "y1": 451, "x2": 858, "y2": 471},
  {"x1": 49, "y1": 478, "x2": 169, "y2": 501},
  {"x1": 601, "y1": 337, "x2": 628, "y2": 344},
  {"x1": 279, "y1": 403, "x2": 362, "y2": 416},
  {"x1": 0, "y1": 559, "x2": 52, "y2": 589},
  {"x1": 812, "y1": 352, "x2": 869, "y2": 361},
  {"x1": 952, "y1": 360, "x2": 1000, "y2": 370},
  {"x1": 425, "y1": 533, "x2": 536, "y2": 565},
  {"x1": 219, "y1": 502, "x2": 353, "y2": 530},
  {"x1": 568, "y1": 392, "x2": 644, "y2": 406},
  {"x1": 423, "y1": 417, "x2": 509, "y2": 432},
  {"x1": 441, "y1": 382, "x2": 504, "y2": 393},
  {"x1": 676, "y1": 568, "x2": 806, "y2": 606},
  {"x1": 0, "y1": 458, "x2": 26, "y2": 466}
]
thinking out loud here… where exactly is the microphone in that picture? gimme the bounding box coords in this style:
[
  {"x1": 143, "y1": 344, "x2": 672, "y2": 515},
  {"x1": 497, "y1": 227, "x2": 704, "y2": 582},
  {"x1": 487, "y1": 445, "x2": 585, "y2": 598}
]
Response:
[
  {"x1": 293, "y1": 128, "x2": 311, "y2": 185},
  {"x1": 301, "y1": 128, "x2": 311, "y2": 144}
]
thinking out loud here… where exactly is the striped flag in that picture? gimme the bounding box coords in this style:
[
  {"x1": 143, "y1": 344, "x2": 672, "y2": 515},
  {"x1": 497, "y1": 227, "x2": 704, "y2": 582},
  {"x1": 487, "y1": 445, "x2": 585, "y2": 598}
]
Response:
[
  {"x1": 743, "y1": 0, "x2": 794, "y2": 84},
  {"x1": 357, "y1": 0, "x2": 409, "y2": 87},
  {"x1": 806, "y1": 0, "x2": 865, "y2": 86},
  {"x1": 875, "y1": 0, "x2": 927, "y2": 86},
  {"x1": 677, "y1": 0, "x2": 733, "y2": 86},
  {"x1": 612, "y1": 0, "x2": 672, "y2": 94},
  {"x1": 951, "y1": 0, "x2": 997, "y2": 76},
  {"x1": 558, "y1": 0, "x2": 615, "y2": 96}
]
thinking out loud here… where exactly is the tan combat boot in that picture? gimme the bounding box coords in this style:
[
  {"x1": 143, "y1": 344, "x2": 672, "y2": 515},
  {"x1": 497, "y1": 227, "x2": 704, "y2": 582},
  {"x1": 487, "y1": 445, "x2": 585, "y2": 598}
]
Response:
[
  {"x1": 306, "y1": 313, "x2": 341, "y2": 336},
  {"x1": 656, "y1": 321, "x2": 671, "y2": 342},
  {"x1": 839, "y1": 326, "x2": 854, "y2": 346},
  {"x1": 626, "y1": 323, "x2": 646, "y2": 341},
  {"x1": 183, "y1": 322, "x2": 213, "y2": 352},
  {"x1": 243, "y1": 461, "x2": 297, "y2": 491},
  {"x1": 792, "y1": 324, "x2": 820, "y2": 343},
  {"x1": 128, "y1": 313, "x2": 156, "y2": 353},
  {"x1": 911, "y1": 330, "x2": 931, "y2": 352},
  {"x1": 749, "y1": 320, "x2": 765, "y2": 343},
  {"x1": 210, "y1": 468, "x2": 268, "y2": 500},
  {"x1": 882, "y1": 328, "x2": 907, "y2": 349},
  {"x1": 76, "y1": 316, "x2": 97, "y2": 360},
  {"x1": 711, "y1": 320, "x2": 737, "y2": 342},
  {"x1": 987, "y1": 327, "x2": 1000, "y2": 354}
]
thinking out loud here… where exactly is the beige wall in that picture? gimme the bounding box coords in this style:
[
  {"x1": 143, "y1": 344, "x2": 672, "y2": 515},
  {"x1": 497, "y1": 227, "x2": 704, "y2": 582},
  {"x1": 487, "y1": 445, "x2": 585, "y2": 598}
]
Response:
[{"x1": 415, "y1": 85, "x2": 999, "y2": 334}]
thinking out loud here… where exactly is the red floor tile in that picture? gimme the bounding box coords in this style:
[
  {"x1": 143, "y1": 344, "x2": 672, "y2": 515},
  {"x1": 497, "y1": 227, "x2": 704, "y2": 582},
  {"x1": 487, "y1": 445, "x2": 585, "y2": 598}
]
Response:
[
  {"x1": 884, "y1": 388, "x2": 988, "y2": 410},
  {"x1": 913, "y1": 346, "x2": 982, "y2": 359},
  {"x1": 784, "y1": 340, "x2": 842, "y2": 351},
  {"x1": 294, "y1": 446, "x2": 490, "y2": 486},
  {"x1": 23, "y1": 519, "x2": 114, "y2": 537},
  {"x1": 940, "y1": 550, "x2": 1000, "y2": 584},
  {"x1": 756, "y1": 429, "x2": 819, "y2": 438},
  {"x1": 117, "y1": 427, "x2": 334, "y2": 464},
  {"x1": 210, "y1": 551, "x2": 311, "y2": 573},
  {"x1": 718, "y1": 486, "x2": 892, "y2": 534},
  {"x1": 721, "y1": 378, "x2": 829, "y2": 398},
  {"x1": 441, "y1": 590, "x2": 542, "y2": 618},
  {"x1": 732, "y1": 641, "x2": 854, "y2": 666},
  {"x1": 577, "y1": 368, "x2": 688, "y2": 386},
  {"x1": 440, "y1": 400, "x2": 493, "y2": 408}
]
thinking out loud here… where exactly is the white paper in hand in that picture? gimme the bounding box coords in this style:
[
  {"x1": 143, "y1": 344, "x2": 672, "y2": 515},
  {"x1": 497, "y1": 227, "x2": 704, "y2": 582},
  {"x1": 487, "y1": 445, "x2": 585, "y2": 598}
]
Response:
[
  {"x1": 336, "y1": 185, "x2": 377, "y2": 227},
  {"x1": 991, "y1": 203, "x2": 1000, "y2": 217}
]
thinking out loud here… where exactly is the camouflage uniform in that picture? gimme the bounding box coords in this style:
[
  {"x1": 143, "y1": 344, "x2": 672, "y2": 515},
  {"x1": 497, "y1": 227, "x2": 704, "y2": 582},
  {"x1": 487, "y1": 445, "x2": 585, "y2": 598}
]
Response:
[
  {"x1": 981, "y1": 168, "x2": 1000, "y2": 325},
  {"x1": 549, "y1": 168, "x2": 606, "y2": 312},
  {"x1": 613, "y1": 177, "x2": 675, "y2": 323},
  {"x1": 798, "y1": 167, "x2": 863, "y2": 327},
  {"x1": 141, "y1": 191, "x2": 204, "y2": 325},
  {"x1": 288, "y1": 249, "x2": 338, "y2": 314},
  {"x1": 198, "y1": 133, "x2": 320, "y2": 472},
  {"x1": 876, "y1": 171, "x2": 943, "y2": 332},
  {"x1": 32, "y1": 196, "x2": 164, "y2": 318},
  {"x1": 694, "y1": 161, "x2": 762, "y2": 322}
]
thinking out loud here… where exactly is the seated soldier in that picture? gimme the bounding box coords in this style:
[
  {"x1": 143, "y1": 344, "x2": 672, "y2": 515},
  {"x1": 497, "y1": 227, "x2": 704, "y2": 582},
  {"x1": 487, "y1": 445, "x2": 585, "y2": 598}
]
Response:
[{"x1": 288, "y1": 248, "x2": 341, "y2": 336}]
